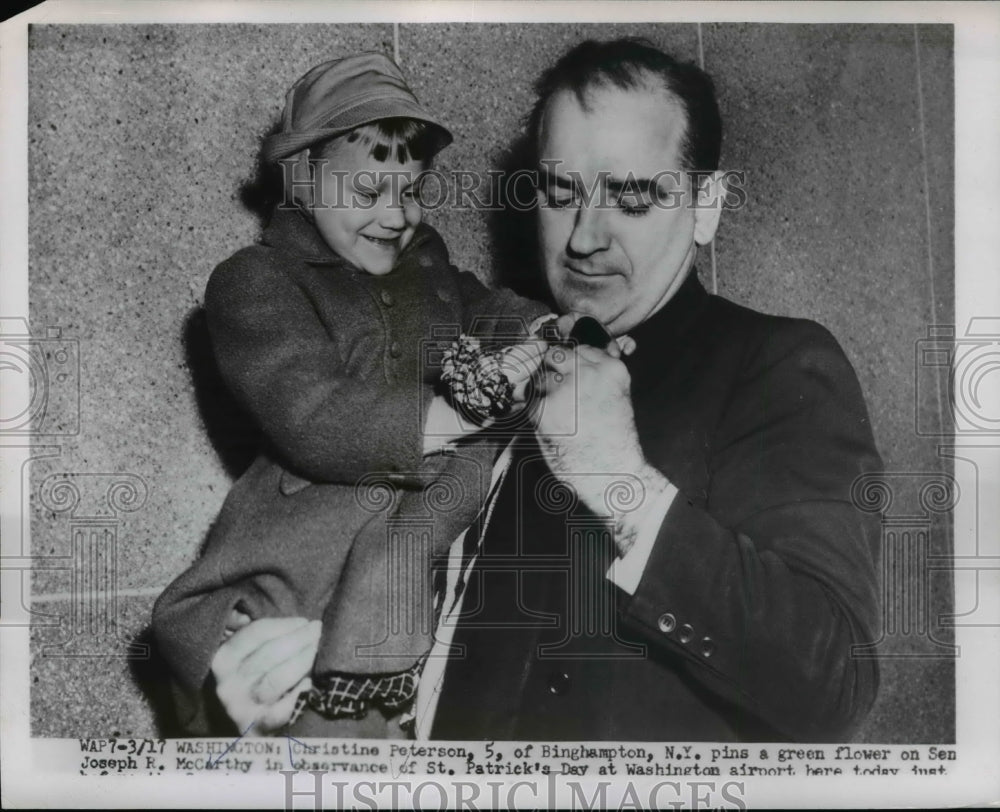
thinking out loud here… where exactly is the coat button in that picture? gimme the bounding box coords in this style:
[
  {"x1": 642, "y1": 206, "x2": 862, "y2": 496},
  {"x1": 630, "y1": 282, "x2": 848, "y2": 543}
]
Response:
[
  {"x1": 700, "y1": 637, "x2": 715, "y2": 658},
  {"x1": 380, "y1": 289, "x2": 394, "y2": 306},
  {"x1": 389, "y1": 341, "x2": 402, "y2": 358},
  {"x1": 679, "y1": 624, "x2": 694, "y2": 644},
  {"x1": 547, "y1": 671, "x2": 571, "y2": 696},
  {"x1": 437, "y1": 287, "x2": 454, "y2": 303},
  {"x1": 657, "y1": 613, "x2": 676, "y2": 634},
  {"x1": 419, "y1": 254, "x2": 434, "y2": 268}
]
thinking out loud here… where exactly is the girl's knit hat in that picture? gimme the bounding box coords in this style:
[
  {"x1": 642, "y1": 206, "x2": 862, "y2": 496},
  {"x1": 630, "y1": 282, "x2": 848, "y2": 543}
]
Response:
[{"x1": 262, "y1": 52, "x2": 452, "y2": 163}]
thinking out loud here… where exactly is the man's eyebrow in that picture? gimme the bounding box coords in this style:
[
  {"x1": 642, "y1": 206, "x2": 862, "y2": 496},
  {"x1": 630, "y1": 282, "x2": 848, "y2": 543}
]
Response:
[
  {"x1": 605, "y1": 175, "x2": 663, "y2": 196},
  {"x1": 536, "y1": 165, "x2": 671, "y2": 196},
  {"x1": 537, "y1": 165, "x2": 573, "y2": 188}
]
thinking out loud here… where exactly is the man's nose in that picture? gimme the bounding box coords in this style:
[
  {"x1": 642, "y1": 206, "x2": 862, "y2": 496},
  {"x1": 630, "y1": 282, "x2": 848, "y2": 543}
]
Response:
[{"x1": 566, "y1": 204, "x2": 609, "y2": 256}]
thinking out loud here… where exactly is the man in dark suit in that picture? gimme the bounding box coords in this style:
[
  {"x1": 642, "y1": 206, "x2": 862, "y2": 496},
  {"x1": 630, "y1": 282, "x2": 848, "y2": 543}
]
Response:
[{"x1": 416, "y1": 38, "x2": 883, "y2": 742}]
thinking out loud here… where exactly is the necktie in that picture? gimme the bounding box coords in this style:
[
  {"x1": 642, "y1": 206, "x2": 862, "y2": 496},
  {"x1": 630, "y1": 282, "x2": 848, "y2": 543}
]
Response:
[
  {"x1": 429, "y1": 439, "x2": 558, "y2": 738},
  {"x1": 427, "y1": 453, "x2": 510, "y2": 624},
  {"x1": 448, "y1": 458, "x2": 510, "y2": 615},
  {"x1": 430, "y1": 437, "x2": 639, "y2": 740}
]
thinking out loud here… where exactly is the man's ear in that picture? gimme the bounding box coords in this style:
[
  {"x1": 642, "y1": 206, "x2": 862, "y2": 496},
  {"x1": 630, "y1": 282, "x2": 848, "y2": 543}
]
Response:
[{"x1": 693, "y1": 170, "x2": 726, "y2": 246}]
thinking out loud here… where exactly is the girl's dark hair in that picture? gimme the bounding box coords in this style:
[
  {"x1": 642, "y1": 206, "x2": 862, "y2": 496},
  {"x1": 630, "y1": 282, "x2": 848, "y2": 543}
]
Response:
[
  {"x1": 313, "y1": 117, "x2": 437, "y2": 165},
  {"x1": 241, "y1": 117, "x2": 436, "y2": 221}
]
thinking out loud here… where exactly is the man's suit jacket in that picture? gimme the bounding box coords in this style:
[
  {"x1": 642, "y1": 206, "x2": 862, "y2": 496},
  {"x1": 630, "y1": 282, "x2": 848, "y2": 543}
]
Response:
[{"x1": 431, "y1": 272, "x2": 883, "y2": 742}]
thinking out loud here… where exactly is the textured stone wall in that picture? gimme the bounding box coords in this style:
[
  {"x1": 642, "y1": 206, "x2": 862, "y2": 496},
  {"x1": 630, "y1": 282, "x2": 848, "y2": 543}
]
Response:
[{"x1": 26, "y1": 23, "x2": 954, "y2": 742}]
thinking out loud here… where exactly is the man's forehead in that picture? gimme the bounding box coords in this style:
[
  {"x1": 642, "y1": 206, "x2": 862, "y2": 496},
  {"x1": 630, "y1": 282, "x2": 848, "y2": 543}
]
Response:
[{"x1": 537, "y1": 82, "x2": 688, "y2": 173}]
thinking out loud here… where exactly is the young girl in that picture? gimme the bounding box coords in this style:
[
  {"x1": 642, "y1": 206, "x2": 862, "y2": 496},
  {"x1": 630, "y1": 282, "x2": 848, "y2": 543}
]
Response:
[{"x1": 152, "y1": 53, "x2": 550, "y2": 738}]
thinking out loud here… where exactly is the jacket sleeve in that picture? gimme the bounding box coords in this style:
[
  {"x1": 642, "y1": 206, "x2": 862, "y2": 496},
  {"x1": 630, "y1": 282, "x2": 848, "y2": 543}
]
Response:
[
  {"x1": 151, "y1": 583, "x2": 246, "y2": 736},
  {"x1": 452, "y1": 267, "x2": 551, "y2": 341},
  {"x1": 619, "y1": 321, "x2": 883, "y2": 741},
  {"x1": 204, "y1": 249, "x2": 433, "y2": 484}
]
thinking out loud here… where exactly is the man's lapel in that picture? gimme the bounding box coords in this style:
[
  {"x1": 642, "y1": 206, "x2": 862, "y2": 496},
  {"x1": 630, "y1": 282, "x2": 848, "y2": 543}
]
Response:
[{"x1": 623, "y1": 270, "x2": 711, "y2": 398}]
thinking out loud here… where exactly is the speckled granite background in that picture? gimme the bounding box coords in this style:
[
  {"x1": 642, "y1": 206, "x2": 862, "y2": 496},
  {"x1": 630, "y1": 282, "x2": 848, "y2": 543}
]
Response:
[{"x1": 26, "y1": 23, "x2": 954, "y2": 742}]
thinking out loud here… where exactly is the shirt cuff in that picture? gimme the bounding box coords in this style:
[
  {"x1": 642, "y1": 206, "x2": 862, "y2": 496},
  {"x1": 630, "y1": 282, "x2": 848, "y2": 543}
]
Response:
[
  {"x1": 528, "y1": 313, "x2": 558, "y2": 336},
  {"x1": 606, "y1": 481, "x2": 679, "y2": 595}
]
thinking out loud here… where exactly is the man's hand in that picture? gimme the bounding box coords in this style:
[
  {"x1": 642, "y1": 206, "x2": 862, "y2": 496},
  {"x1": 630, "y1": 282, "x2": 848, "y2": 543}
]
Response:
[
  {"x1": 210, "y1": 615, "x2": 320, "y2": 735},
  {"x1": 545, "y1": 312, "x2": 637, "y2": 355},
  {"x1": 535, "y1": 341, "x2": 670, "y2": 556},
  {"x1": 536, "y1": 341, "x2": 640, "y2": 479}
]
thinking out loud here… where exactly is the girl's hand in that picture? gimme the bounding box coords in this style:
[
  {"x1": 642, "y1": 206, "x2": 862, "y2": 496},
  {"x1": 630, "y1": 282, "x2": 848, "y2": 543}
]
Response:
[
  {"x1": 211, "y1": 615, "x2": 320, "y2": 735},
  {"x1": 498, "y1": 340, "x2": 547, "y2": 407}
]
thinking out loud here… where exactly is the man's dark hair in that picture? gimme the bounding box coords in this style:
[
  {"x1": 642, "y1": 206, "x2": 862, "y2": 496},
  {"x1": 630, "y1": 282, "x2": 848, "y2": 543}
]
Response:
[{"x1": 526, "y1": 37, "x2": 722, "y2": 173}]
